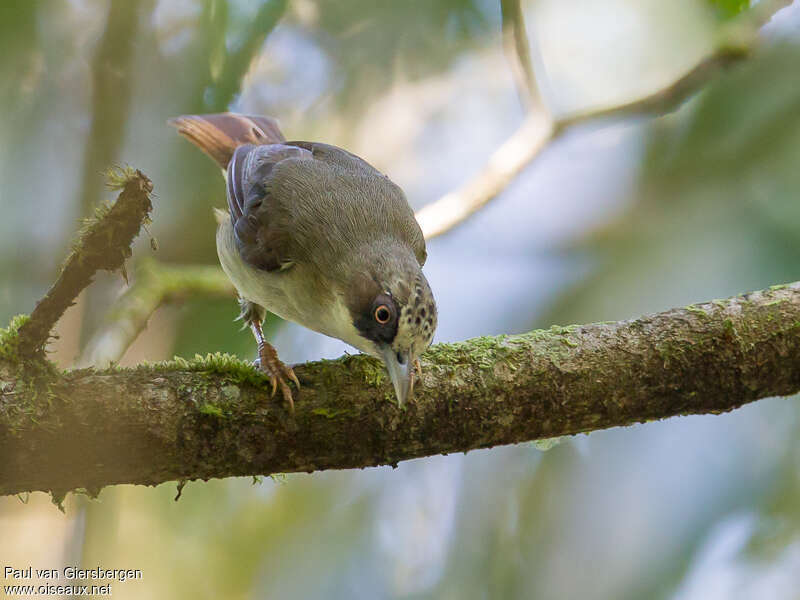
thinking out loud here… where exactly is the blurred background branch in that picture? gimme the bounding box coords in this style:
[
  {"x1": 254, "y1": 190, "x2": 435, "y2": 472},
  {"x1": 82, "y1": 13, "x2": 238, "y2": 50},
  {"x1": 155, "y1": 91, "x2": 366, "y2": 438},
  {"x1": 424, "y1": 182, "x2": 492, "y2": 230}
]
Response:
[
  {"x1": 78, "y1": 0, "x2": 147, "y2": 218},
  {"x1": 3, "y1": 0, "x2": 800, "y2": 595},
  {"x1": 200, "y1": 0, "x2": 288, "y2": 110},
  {"x1": 79, "y1": 258, "x2": 234, "y2": 367},
  {"x1": 500, "y1": 0, "x2": 543, "y2": 111},
  {"x1": 415, "y1": 0, "x2": 791, "y2": 240}
]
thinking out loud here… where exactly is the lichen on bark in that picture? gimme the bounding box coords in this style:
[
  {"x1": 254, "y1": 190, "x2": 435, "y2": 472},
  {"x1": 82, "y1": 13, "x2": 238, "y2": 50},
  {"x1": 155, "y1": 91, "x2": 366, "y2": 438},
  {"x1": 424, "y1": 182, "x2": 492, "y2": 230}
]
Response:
[{"x1": 2, "y1": 282, "x2": 800, "y2": 498}]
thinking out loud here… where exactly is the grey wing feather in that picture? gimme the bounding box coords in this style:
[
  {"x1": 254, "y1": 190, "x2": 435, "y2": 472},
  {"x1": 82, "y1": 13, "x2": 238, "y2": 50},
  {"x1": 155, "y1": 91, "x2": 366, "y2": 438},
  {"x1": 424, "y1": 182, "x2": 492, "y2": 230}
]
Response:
[
  {"x1": 227, "y1": 140, "x2": 427, "y2": 273},
  {"x1": 226, "y1": 143, "x2": 313, "y2": 271},
  {"x1": 283, "y1": 142, "x2": 428, "y2": 267}
]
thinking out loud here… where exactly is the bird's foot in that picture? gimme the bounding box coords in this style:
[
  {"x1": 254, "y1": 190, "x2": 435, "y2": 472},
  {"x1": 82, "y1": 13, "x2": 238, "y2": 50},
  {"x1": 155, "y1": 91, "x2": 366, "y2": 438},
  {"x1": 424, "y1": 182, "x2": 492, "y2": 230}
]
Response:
[{"x1": 254, "y1": 342, "x2": 300, "y2": 412}]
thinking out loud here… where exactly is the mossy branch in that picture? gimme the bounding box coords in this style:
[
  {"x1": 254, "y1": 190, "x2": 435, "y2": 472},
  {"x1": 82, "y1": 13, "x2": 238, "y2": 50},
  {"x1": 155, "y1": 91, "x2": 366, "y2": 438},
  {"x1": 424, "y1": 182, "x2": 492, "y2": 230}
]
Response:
[
  {"x1": 2, "y1": 282, "x2": 800, "y2": 497},
  {"x1": 16, "y1": 169, "x2": 153, "y2": 358}
]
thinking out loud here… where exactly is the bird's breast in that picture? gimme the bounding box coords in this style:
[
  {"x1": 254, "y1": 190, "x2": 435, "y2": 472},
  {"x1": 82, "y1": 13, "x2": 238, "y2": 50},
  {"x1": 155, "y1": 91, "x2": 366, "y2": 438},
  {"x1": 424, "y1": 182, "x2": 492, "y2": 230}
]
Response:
[{"x1": 215, "y1": 218, "x2": 374, "y2": 355}]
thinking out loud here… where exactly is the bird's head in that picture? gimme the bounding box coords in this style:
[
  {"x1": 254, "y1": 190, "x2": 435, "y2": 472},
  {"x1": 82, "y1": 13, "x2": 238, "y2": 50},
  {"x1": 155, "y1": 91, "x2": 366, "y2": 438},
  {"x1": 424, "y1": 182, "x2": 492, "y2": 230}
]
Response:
[{"x1": 346, "y1": 257, "x2": 437, "y2": 406}]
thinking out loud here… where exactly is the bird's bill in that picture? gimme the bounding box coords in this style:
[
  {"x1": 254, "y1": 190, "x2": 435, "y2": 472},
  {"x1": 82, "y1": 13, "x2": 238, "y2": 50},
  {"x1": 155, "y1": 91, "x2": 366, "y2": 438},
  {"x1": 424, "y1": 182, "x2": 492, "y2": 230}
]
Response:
[{"x1": 380, "y1": 345, "x2": 412, "y2": 407}]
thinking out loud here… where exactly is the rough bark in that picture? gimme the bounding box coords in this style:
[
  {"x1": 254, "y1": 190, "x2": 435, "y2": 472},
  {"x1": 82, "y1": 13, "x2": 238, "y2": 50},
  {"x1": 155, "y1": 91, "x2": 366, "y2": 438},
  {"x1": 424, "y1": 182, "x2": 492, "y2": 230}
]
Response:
[
  {"x1": 16, "y1": 170, "x2": 153, "y2": 358},
  {"x1": 2, "y1": 283, "x2": 799, "y2": 497}
]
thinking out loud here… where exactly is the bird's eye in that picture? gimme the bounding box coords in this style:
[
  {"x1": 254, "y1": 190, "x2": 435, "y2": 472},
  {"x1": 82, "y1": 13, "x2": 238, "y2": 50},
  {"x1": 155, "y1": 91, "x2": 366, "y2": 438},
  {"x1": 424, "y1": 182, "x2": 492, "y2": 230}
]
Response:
[{"x1": 374, "y1": 305, "x2": 391, "y2": 324}]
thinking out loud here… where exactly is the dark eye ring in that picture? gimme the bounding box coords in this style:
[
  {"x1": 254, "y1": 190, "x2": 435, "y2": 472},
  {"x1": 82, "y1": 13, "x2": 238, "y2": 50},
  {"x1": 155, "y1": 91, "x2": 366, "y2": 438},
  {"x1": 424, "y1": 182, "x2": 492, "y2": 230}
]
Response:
[{"x1": 374, "y1": 305, "x2": 391, "y2": 324}]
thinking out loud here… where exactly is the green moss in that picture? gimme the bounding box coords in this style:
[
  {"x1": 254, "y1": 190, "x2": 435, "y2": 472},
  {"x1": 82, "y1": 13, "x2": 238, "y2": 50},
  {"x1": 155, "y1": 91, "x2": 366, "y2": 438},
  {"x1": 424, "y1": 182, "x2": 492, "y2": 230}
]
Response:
[
  {"x1": 69, "y1": 203, "x2": 113, "y2": 261},
  {"x1": 311, "y1": 406, "x2": 354, "y2": 419},
  {"x1": 764, "y1": 298, "x2": 787, "y2": 307},
  {"x1": 426, "y1": 335, "x2": 510, "y2": 369},
  {"x1": 424, "y1": 327, "x2": 582, "y2": 377},
  {"x1": 71, "y1": 486, "x2": 103, "y2": 500},
  {"x1": 0, "y1": 314, "x2": 30, "y2": 363},
  {"x1": 769, "y1": 283, "x2": 789, "y2": 291},
  {"x1": 547, "y1": 325, "x2": 579, "y2": 336},
  {"x1": 50, "y1": 490, "x2": 67, "y2": 513},
  {"x1": 531, "y1": 436, "x2": 567, "y2": 451},
  {"x1": 0, "y1": 314, "x2": 63, "y2": 436},
  {"x1": 220, "y1": 384, "x2": 241, "y2": 401},
  {"x1": 198, "y1": 403, "x2": 225, "y2": 418},
  {"x1": 104, "y1": 165, "x2": 139, "y2": 191},
  {"x1": 128, "y1": 352, "x2": 271, "y2": 387},
  {"x1": 686, "y1": 304, "x2": 709, "y2": 318},
  {"x1": 360, "y1": 357, "x2": 387, "y2": 387}
]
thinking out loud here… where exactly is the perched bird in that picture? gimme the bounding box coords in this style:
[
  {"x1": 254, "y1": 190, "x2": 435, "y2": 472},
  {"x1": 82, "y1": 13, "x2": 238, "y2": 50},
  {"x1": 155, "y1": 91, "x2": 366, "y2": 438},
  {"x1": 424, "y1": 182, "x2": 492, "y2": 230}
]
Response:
[{"x1": 170, "y1": 113, "x2": 437, "y2": 409}]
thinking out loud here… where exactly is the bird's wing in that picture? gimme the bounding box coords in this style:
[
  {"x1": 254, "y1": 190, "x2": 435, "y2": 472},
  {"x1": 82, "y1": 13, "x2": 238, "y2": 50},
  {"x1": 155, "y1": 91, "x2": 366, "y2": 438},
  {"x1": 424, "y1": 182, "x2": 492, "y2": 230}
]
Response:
[
  {"x1": 171, "y1": 113, "x2": 427, "y2": 270},
  {"x1": 282, "y1": 142, "x2": 428, "y2": 267},
  {"x1": 227, "y1": 143, "x2": 314, "y2": 272},
  {"x1": 169, "y1": 112, "x2": 312, "y2": 272}
]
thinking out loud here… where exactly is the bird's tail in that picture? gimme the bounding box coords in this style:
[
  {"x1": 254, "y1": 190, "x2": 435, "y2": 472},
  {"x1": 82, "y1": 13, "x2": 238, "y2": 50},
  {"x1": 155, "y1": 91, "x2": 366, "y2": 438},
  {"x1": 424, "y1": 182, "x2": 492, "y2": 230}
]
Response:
[{"x1": 169, "y1": 112, "x2": 286, "y2": 169}]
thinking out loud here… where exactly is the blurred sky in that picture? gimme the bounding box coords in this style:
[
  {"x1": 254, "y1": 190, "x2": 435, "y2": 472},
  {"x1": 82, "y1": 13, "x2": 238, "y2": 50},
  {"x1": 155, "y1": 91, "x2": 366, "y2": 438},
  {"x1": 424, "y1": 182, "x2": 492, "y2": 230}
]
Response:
[{"x1": 2, "y1": 1, "x2": 800, "y2": 598}]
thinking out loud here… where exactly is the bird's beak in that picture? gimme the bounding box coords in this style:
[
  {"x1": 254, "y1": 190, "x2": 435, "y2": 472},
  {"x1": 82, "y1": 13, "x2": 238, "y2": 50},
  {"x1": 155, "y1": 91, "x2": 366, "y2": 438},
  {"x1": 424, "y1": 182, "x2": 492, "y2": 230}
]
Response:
[{"x1": 380, "y1": 345, "x2": 412, "y2": 407}]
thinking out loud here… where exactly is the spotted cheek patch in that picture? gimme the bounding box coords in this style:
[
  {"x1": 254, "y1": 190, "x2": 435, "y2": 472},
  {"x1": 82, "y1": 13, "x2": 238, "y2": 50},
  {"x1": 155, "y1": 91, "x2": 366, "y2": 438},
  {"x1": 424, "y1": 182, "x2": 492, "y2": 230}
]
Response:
[
  {"x1": 394, "y1": 291, "x2": 437, "y2": 358},
  {"x1": 420, "y1": 307, "x2": 437, "y2": 351}
]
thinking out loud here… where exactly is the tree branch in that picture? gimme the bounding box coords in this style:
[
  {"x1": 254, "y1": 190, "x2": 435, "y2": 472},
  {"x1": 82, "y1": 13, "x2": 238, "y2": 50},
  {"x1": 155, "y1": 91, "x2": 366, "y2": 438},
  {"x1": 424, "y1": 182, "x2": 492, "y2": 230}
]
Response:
[
  {"x1": 202, "y1": 0, "x2": 288, "y2": 110},
  {"x1": 16, "y1": 169, "x2": 153, "y2": 358},
  {"x1": 415, "y1": 0, "x2": 792, "y2": 240},
  {"x1": 79, "y1": 258, "x2": 234, "y2": 367},
  {"x1": 77, "y1": 0, "x2": 146, "y2": 216},
  {"x1": 3, "y1": 282, "x2": 800, "y2": 497},
  {"x1": 500, "y1": 0, "x2": 543, "y2": 111}
]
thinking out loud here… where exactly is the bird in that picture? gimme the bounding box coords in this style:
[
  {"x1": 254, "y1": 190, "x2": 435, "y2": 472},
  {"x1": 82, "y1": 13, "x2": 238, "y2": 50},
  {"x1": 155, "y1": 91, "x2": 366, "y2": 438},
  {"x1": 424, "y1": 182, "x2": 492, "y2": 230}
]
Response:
[{"x1": 169, "y1": 112, "x2": 437, "y2": 410}]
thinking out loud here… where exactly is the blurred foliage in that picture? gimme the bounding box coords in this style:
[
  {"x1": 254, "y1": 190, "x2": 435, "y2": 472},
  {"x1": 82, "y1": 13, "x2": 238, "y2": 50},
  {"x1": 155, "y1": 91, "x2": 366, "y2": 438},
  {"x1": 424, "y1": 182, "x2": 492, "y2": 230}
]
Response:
[
  {"x1": 306, "y1": 0, "x2": 497, "y2": 109},
  {"x1": 0, "y1": 1, "x2": 38, "y2": 115},
  {"x1": 708, "y1": 0, "x2": 749, "y2": 20},
  {"x1": 540, "y1": 39, "x2": 800, "y2": 598},
  {"x1": 2, "y1": 1, "x2": 800, "y2": 598},
  {"x1": 199, "y1": 0, "x2": 288, "y2": 111},
  {"x1": 542, "y1": 41, "x2": 800, "y2": 325}
]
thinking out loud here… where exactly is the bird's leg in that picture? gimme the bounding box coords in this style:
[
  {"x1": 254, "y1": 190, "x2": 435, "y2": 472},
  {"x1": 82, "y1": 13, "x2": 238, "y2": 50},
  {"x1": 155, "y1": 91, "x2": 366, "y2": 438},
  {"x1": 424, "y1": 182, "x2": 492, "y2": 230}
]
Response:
[{"x1": 240, "y1": 300, "x2": 299, "y2": 411}]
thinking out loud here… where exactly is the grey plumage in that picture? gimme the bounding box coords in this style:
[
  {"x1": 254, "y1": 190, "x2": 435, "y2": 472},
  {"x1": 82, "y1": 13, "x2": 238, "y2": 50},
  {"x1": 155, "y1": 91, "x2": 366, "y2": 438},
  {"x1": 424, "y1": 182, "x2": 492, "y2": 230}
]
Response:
[{"x1": 171, "y1": 113, "x2": 437, "y2": 406}]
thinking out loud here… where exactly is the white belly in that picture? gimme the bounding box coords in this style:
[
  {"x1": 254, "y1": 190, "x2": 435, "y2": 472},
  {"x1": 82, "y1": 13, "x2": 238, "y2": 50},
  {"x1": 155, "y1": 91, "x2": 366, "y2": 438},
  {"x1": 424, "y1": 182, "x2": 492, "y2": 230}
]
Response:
[{"x1": 215, "y1": 217, "x2": 376, "y2": 357}]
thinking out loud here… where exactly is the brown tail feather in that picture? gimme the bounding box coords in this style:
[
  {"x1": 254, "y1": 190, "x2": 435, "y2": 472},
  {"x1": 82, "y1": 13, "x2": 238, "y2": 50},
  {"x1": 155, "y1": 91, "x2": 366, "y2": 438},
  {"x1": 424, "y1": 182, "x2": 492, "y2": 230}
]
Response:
[{"x1": 169, "y1": 112, "x2": 286, "y2": 168}]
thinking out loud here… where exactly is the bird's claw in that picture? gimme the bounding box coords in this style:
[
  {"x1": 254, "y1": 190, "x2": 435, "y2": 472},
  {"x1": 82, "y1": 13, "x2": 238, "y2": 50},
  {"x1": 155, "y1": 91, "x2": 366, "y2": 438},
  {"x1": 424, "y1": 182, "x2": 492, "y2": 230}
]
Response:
[{"x1": 254, "y1": 343, "x2": 300, "y2": 412}]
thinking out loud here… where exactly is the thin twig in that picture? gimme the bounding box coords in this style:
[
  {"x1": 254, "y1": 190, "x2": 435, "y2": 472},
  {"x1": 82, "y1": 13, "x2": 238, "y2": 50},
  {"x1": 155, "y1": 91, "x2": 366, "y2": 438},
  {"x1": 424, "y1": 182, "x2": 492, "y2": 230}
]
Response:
[
  {"x1": 203, "y1": 0, "x2": 288, "y2": 110},
  {"x1": 416, "y1": 113, "x2": 553, "y2": 239},
  {"x1": 77, "y1": 0, "x2": 144, "y2": 217},
  {"x1": 17, "y1": 170, "x2": 153, "y2": 358},
  {"x1": 416, "y1": 0, "x2": 791, "y2": 240},
  {"x1": 500, "y1": 0, "x2": 543, "y2": 111}
]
